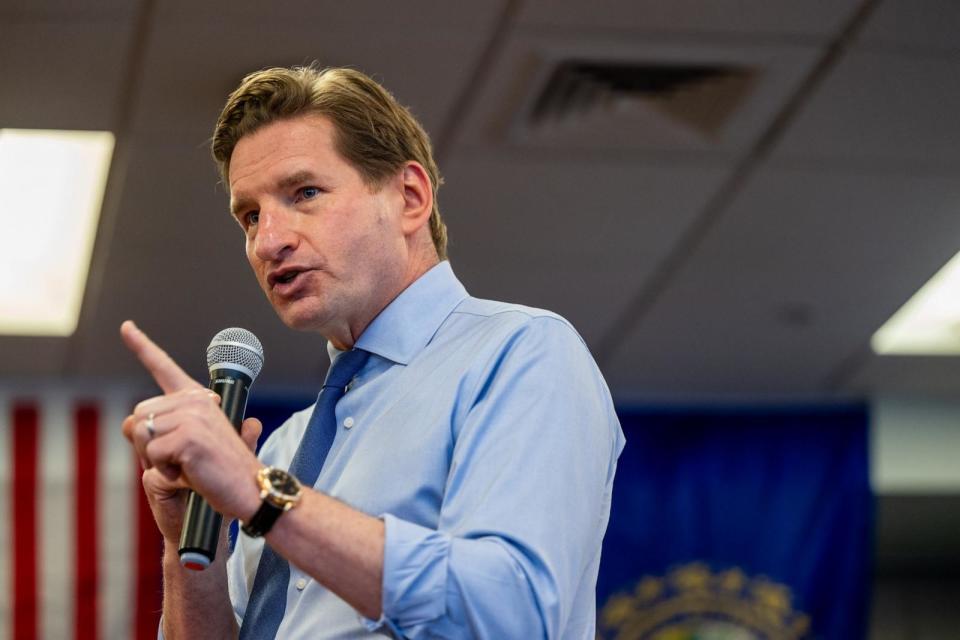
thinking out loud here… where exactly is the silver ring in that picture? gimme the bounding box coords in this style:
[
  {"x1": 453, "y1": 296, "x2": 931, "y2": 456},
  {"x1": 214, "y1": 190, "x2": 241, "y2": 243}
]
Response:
[{"x1": 145, "y1": 412, "x2": 156, "y2": 439}]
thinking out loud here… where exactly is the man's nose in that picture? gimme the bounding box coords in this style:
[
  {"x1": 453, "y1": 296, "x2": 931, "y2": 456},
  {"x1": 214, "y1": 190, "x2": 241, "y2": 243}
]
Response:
[{"x1": 253, "y1": 206, "x2": 298, "y2": 261}]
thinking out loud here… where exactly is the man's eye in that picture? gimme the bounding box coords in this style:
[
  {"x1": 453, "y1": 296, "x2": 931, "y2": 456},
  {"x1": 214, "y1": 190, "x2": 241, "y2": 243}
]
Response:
[
  {"x1": 299, "y1": 186, "x2": 321, "y2": 200},
  {"x1": 246, "y1": 211, "x2": 259, "y2": 227}
]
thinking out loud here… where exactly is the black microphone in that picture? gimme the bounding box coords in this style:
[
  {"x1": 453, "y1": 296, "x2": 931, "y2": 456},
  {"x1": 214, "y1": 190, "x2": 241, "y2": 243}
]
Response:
[{"x1": 178, "y1": 327, "x2": 264, "y2": 571}]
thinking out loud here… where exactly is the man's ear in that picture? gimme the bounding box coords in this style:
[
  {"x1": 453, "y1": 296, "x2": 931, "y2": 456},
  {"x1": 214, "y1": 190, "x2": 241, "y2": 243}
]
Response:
[{"x1": 398, "y1": 161, "x2": 433, "y2": 237}]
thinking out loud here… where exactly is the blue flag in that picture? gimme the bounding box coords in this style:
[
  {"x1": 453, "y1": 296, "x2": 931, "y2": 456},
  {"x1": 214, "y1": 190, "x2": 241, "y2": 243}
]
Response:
[{"x1": 598, "y1": 405, "x2": 872, "y2": 640}]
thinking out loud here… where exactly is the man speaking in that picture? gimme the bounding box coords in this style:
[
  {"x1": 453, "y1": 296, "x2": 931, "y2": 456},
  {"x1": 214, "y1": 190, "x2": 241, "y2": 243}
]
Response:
[{"x1": 120, "y1": 65, "x2": 624, "y2": 639}]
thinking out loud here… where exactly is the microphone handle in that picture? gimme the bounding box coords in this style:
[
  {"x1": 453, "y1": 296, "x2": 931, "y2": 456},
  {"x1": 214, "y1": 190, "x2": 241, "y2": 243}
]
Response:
[{"x1": 178, "y1": 368, "x2": 251, "y2": 570}]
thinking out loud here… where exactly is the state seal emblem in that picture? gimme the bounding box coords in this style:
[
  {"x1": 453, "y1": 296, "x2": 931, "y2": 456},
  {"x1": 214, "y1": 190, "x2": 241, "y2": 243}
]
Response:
[{"x1": 598, "y1": 562, "x2": 811, "y2": 640}]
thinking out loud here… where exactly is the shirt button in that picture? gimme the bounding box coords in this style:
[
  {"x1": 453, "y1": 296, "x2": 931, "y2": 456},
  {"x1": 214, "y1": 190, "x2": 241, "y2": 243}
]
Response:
[
  {"x1": 295, "y1": 578, "x2": 307, "y2": 591},
  {"x1": 343, "y1": 417, "x2": 355, "y2": 429}
]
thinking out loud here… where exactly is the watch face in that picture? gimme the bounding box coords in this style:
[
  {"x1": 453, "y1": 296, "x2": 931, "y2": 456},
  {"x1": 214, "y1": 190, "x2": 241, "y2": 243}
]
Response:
[{"x1": 267, "y1": 468, "x2": 301, "y2": 497}]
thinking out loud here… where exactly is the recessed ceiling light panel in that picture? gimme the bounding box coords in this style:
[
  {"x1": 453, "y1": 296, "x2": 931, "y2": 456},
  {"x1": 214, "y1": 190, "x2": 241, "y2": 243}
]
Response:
[
  {"x1": 0, "y1": 129, "x2": 114, "y2": 336},
  {"x1": 872, "y1": 251, "x2": 960, "y2": 355}
]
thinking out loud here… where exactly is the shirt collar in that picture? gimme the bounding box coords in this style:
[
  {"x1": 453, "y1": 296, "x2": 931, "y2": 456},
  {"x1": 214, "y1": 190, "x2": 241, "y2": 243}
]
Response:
[{"x1": 326, "y1": 261, "x2": 468, "y2": 366}]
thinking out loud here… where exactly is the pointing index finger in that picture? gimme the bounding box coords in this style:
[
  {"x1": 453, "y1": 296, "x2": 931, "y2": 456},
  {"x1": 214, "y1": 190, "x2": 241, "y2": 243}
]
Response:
[{"x1": 121, "y1": 320, "x2": 202, "y2": 394}]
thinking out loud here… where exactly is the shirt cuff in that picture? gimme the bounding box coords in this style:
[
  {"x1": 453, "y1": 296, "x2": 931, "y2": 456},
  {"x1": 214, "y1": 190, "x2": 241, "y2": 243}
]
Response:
[
  {"x1": 363, "y1": 513, "x2": 451, "y2": 633},
  {"x1": 358, "y1": 611, "x2": 403, "y2": 637}
]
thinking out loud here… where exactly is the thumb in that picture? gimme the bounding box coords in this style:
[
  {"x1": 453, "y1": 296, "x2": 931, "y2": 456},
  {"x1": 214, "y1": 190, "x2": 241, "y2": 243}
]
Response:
[{"x1": 240, "y1": 417, "x2": 263, "y2": 453}]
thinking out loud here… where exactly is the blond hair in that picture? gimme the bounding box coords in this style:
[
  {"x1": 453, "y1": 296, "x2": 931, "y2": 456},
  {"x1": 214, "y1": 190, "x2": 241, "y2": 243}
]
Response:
[{"x1": 212, "y1": 65, "x2": 447, "y2": 260}]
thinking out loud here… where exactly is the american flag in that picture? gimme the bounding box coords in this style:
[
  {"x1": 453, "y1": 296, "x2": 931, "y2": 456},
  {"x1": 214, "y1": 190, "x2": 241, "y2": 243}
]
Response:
[{"x1": 0, "y1": 390, "x2": 164, "y2": 640}]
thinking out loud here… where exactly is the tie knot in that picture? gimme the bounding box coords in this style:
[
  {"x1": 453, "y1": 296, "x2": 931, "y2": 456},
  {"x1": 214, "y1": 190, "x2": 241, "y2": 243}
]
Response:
[{"x1": 323, "y1": 348, "x2": 371, "y2": 390}]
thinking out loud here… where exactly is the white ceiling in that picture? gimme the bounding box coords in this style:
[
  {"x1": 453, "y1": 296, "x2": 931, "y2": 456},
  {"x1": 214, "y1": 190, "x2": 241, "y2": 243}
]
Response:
[{"x1": 2, "y1": 0, "x2": 959, "y2": 401}]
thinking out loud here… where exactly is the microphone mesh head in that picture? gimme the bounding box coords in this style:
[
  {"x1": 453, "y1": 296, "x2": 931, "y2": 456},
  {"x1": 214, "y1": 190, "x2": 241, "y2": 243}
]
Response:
[{"x1": 206, "y1": 328, "x2": 264, "y2": 380}]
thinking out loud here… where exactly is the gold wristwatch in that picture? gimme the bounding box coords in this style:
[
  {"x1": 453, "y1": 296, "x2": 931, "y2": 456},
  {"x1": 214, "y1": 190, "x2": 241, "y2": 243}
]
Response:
[{"x1": 241, "y1": 466, "x2": 303, "y2": 537}]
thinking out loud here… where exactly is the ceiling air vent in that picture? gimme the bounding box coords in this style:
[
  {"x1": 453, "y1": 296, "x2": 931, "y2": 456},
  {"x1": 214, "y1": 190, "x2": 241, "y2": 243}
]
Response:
[{"x1": 526, "y1": 61, "x2": 757, "y2": 142}]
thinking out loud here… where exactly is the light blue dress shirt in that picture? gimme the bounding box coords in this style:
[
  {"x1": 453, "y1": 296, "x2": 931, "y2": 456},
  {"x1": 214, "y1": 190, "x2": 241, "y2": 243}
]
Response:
[{"x1": 227, "y1": 261, "x2": 625, "y2": 638}]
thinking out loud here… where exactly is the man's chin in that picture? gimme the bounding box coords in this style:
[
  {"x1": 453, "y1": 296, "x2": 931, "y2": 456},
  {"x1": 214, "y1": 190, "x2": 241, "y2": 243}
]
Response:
[
  {"x1": 274, "y1": 304, "x2": 328, "y2": 334},
  {"x1": 280, "y1": 313, "x2": 323, "y2": 333}
]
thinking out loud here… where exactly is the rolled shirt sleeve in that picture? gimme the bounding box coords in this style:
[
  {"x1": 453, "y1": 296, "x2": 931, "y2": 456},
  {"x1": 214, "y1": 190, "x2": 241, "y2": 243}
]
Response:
[{"x1": 366, "y1": 316, "x2": 623, "y2": 638}]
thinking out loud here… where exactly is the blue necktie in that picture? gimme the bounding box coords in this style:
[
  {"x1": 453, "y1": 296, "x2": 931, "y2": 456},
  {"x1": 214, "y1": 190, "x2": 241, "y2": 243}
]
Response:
[{"x1": 239, "y1": 348, "x2": 371, "y2": 639}]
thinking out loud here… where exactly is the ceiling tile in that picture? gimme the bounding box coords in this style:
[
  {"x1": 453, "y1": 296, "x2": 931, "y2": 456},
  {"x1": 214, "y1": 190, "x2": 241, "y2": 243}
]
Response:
[
  {"x1": 603, "y1": 165, "x2": 960, "y2": 396},
  {"x1": 858, "y1": 0, "x2": 960, "y2": 53},
  {"x1": 441, "y1": 152, "x2": 731, "y2": 345},
  {"x1": 518, "y1": 0, "x2": 860, "y2": 38},
  {"x1": 774, "y1": 51, "x2": 960, "y2": 167},
  {"x1": 155, "y1": 1, "x2": 501, "y2": 29},
  {"x1": 0, "y1": 0, "x2": 133, "y2": 19},
  {"x1": 0, "y1": 337, "x2": 70, "y2": 377},
  {"x1": 0, "y1": 18, "x2": 133, "y2": 130},
  {"x1": 129, "y1": 13, "x2": 498, "y2": 137},
  {"x1": 848, "y1": 356, "x2": 960, "y2": 396}
]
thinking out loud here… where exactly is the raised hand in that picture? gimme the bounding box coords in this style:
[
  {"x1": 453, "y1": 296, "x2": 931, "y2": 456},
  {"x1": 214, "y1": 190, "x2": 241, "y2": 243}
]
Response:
[{"x1": 120, "y1": 320, "x2": 263, "y2": 537}]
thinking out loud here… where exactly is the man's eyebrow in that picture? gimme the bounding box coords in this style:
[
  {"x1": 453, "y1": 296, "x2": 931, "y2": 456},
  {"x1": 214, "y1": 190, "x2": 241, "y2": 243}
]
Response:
[
  {"x1": 277, "y1": 170, "x2": 317, "y2": 190},
  {"x1": 230, "y1": 194, "x2": 254, "y2": 217},
  {"x1": 229, "y1": 170, "x2": 319, "y2": 216}
]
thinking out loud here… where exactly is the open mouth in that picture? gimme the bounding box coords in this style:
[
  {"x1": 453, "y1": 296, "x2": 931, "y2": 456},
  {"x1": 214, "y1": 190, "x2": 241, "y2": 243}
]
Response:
[
  {"x1": 276, "y1": 271, "x2": 299, "y2": 285},
  {"x1": 270, "y1": 269, "x2": 306, "y2": 290}
]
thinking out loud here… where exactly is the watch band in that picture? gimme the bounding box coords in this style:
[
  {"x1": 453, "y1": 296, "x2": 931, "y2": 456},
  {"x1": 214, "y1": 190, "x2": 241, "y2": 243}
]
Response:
[{"x1": 241, "y1": 500, "x2": 285, "y2": 538}]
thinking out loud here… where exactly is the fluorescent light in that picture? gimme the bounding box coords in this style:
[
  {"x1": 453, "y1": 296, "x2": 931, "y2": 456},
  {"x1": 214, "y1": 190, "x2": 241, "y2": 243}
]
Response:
[
  {"x1": 872, "y1": 250, "x2": 960, "y2": 354},
  {"x1": 0, "y1": 129, "x2": 114, "y2": 336}
]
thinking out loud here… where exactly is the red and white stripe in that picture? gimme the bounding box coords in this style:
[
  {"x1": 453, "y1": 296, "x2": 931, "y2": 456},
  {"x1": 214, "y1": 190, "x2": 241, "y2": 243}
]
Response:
[{"x1": 0, "y1": 390, "x2": 164, "y2": 640}]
